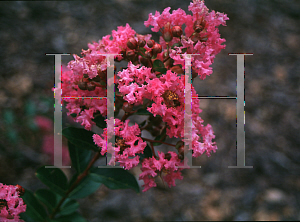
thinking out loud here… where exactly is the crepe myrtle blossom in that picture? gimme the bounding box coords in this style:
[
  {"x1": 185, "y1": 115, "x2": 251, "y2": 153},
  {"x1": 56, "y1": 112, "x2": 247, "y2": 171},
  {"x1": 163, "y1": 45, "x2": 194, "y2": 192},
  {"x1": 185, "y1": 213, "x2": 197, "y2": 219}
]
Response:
[
  {"x1": 93, "y1": 118, "x2": 147, "y2": 170},
  {"x1": 145, "y1": 0, "x2": 229, "y2": 80},
  {"x1": 0, "y1": 183, "x2": 26, "y2": 221},
  {"x1": 139, "y1": 151, "x2": 184, "y2": 192}
]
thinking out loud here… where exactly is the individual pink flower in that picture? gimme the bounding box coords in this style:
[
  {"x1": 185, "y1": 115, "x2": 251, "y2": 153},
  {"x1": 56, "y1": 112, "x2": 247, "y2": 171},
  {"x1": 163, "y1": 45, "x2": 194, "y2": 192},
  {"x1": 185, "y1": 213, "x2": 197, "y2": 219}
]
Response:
[
  {"x1": 117, "y1": 62, "x2": 156, "y2": 106},
  {"x1": 93, "y1": 118, "x2": 146, "y2": 170},
  {"x1": 0, "y1": 183, "x2": 26, "y2": 221},
  {"x1": 139, "y1": 151, "x2": 183, "y2": 192}
]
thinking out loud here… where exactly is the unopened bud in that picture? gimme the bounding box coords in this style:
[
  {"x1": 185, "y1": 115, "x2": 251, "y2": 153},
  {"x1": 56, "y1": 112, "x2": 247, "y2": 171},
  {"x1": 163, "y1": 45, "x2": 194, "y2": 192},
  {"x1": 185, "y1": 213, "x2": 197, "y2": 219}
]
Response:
[
  {"x1": 163, "y1": 23, "x2": 173, "y2": 42},
  {"x1": 147, "y1": 40, "x2": 155, "y2": 48},
  {"x1": 126, "y1": 50, "x2": 135, "y2": 58},
  {"x1": 193, "y1": 18, "x2": 206, "y2": 33},
  {"x1": 15, "y1": 185, "x2": 25, "y2": 196},
  {"x1": 127, "y1": 38, "x2": 137, "y2": 50},
  {"x1": 145, "y1": 50, "x2": 153, "y2": 59},
  {"x1": 138, "y1": 39, "x2": 146, "y2": 48},
  {"x1": 152, "y1": 43, "x2": 162, "y2": 55},
  {"x1": 172, "y1": 26, "x2": 183, "y2": 37},
  {"x1": 140, "y1": 57, "x2": 150, "y2": 67}
]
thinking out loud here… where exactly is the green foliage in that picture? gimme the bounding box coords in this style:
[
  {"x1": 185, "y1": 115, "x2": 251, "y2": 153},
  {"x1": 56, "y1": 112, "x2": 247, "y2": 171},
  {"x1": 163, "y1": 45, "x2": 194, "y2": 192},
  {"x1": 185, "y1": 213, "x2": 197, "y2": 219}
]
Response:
[
  {"x1": 153, "y1": 59, "x2": 167, "y2": 74},
  {"x1": 35, "y1": 167, "x2": 68, "y2": 196},
  {"x1": 90, "y1": 167, "x2": 140, "y2": 193},
  {"x1": 62, "y1": 127, "x2": 99, "y2": 152},
  {"x1": 68, "y1": 141, "x2": 92, "y2": 174}
]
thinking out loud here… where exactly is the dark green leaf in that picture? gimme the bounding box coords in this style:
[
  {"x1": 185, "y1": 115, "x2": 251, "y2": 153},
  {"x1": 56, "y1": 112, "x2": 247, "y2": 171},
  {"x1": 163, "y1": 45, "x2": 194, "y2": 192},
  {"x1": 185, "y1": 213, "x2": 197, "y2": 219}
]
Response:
[
  {"x1": 21, "y1": 190, "x2": 48, "y2": 222},
  {"x1": 62, "y1": 127, "x2": 99, "y2": 152},
  {"x1": 153, "y1": 67, "x2": 167, "y2": 74},
  {"x1": 182, "y1": 48, "x2": 187, "y2": 53},
  {"x1": 36, "y1": 166, "x2": 68, "y2": 196},
  {"x1": 91, "y1": 115, "x2": 106, "y2": 129},
  {"x1": 54, "y1": 212, "x2": 87, "y2": 222},
  {"x1": 68, "y1": 174, "x2": 102, "y2": 199},
  {"x1": 60, "y1": 199, "x2": 79, "y2": 216},
  {"x1": 137, "y1": 52, "x2": 147, "y2": 59},
  {"x1": 139, "y1": 47, "x2": 146, "y2": 53},
  {"x1": 152, "y1": 127, "x2": 167, "y2": 146},
  {"x1": 153, "y1": 59, "x2": 165, "y2": 68},
  {"x1": 68, "y1": 141, "x2": 92, "y2": 174},
  {"x1": 138, "y1": 144, "x2": 153, "y2": 160},
  {"x1": 35, "y1": 189, "x2": 58, "y2": 213},
  {"x1": 70, "y1": 113, "x2": 77, "y2": 118},
  {"x1": 171, "y1": 42, "x2": 182, "y2": 49},
  {"x1": 135, "y1": 108, "x2": 152, "y2": 115},
  {"x1": 90, "y1": 167, "x2": 140, "y2": 193}
]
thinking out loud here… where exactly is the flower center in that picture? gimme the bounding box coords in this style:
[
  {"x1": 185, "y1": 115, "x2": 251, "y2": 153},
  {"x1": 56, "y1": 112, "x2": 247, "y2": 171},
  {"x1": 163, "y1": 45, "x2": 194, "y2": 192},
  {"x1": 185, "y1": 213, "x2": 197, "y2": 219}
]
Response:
[
  {"x1": 162, "y1": 90, "x2": 180, "y2": 108},
  {"x1": 115, "y1": 137, "x2": 129, "y2": 154}
]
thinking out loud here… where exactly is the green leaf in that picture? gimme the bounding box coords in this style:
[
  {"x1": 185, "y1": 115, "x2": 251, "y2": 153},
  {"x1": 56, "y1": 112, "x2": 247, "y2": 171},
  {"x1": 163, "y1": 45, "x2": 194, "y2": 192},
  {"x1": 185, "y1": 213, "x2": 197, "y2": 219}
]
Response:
[
  {"x1": 36, "y1": 166, "x2": 68, "y2": 196},
  {"x1": 139, "y1": 47, "x2": 146, "y2": 53},
  {"x1": 137, "y1": 52, "x2": 147, "y2": 59},
  {"x1": 137, "y1": 144, "x2": 153, "y2": 160},
  {"x1": 60, "y1": 199, "x2": 79, "y2": 216},
  {"x1": 153, "y1": 59, "x2": 165, "y2": 68},
  {"x1": 68, "y1": 141, "x2": 92, "y2": 174},
  {"x1": 182, "y1": 48, "x2": 187, "y2": 53},
  {"x1": 54, "y1": 212, "x2": 87, "y2": 222},
  {"x1": 153, "y1": 67, "x2": 167, "y2": 74},
  {"x1": 152, "y1": 127, "x2": 167, "y2": 146},
  {"x1": 62, "y1": 127, "x2": 99, "y2": 152},
  {"x1": 171, "y1": 42, "x2": 182, "y2": 49},
  {"x1": 3, "y1": 109, "x2": 14, "y2": 125},
  {"x1": 21, "y1": 190, "x2": 48, "y2": 222},
  {"x1": 35, "y1": 189, "x2": 58, "y2": 213},
  {"x1": 90, "y1": 167, "x2": 140, "y2": 193},
  {"x1": 92, "y1": 115, "x2": 106, "y2": 129},
  {"x1": 68, "y1": 174, "x2": 102, "y2": 199},
  {"x1": 135, "y1": 108, "x2": 152, "y2": 115}
]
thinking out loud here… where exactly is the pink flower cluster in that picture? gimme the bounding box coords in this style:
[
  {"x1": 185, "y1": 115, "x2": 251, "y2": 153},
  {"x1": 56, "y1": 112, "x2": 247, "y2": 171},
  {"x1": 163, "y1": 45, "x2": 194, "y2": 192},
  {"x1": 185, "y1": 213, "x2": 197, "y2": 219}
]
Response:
[
  {"x1": 0, "y1": 183, "x2": 26, "y2": 221},
  {"x1": 145, "y1": 0, "x2": 229, "y2": 80},
  {"x1": 61, "y1": 0, "x2": 227, "y2": 192}
]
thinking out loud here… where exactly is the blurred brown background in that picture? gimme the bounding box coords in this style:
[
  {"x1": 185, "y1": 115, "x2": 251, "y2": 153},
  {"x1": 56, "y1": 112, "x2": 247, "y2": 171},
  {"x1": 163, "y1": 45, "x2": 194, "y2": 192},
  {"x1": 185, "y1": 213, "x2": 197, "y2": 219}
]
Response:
[{"x1": 0, "y1": 0, "x2": 299, "y2": 221}]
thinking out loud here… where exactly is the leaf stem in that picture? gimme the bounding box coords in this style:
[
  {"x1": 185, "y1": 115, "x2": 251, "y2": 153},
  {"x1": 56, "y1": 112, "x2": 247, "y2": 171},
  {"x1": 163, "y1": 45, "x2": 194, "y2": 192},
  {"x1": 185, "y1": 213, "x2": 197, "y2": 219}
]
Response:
[{"x1": 49, "y1": 151, "x2": 101, "y2": 219}]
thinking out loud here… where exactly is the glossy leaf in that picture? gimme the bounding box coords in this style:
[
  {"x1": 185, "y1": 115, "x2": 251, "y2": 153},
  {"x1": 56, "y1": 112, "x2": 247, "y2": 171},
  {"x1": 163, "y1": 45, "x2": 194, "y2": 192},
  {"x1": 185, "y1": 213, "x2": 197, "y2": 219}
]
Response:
[
  {"x1": 68, "y1": 174, "x2": 102, "y2": 199},
  {"x1": 91, "y1": 115, "x2": 106, "y2": 129},
  {"x1": 54, "y1": 212, "x2": 87, "y2": 222},
  {"x1": 62, "y1": 127, "x2": 99, "y2": 151},
  {"x1": 35, "y1": 189, "x2": 58, "y2": 213},
  {"x1": 60, "y1": 199, "x2": 79, "y2": 216},
  {"x1": 36, "y1": 166, "x2": 68, "y2": 196},
  {"x1": 68, "y1": 141, "x2": 92, "y2": 174},
  {"x1": 90, "y1": 167, "x2": 140, "y2": 193},
  {"x1": 21, "y1": 190, "x2": 48, "y2": 222}
]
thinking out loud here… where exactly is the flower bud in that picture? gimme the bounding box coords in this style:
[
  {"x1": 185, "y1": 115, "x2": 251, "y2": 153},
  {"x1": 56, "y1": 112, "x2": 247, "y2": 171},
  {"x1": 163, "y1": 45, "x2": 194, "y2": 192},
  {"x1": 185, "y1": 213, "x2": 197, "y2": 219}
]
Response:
[
  {"x1": 122, "y1": 101, "x2": 134, "y2": 113},
  {"x1": 92, "y1": 75, "x2": 101, "y2": 82},
  {"x1": 172, "y1": 26, "x2": 183, "y2": 37},
  {"x1": 163, "y1": 22, "x2": 173, "y2": 42},
  {"x1": 138, "y1": 39, "x2": 146, "y2": 47},
  {"x1": 78, "y1": 81, "x2": 87, "y2": 90},
  {"x1": 147, "y1": 39, "x2": 155, "y2": 48},
  {"x1": 15, "y1": 185, "x2": 25, "y2": 196},
  {"x1": 87, "y1": 82, "x2": 96, "y2": 91},
  {"x1": 193, "y1": 18, "x2": 206, "y2": 33},
  {"x1": 152, "y1": 43, "x2": 162, "y2": 55},
  {"x1": 126, "y1": 50, "x2": 135, "y2": 58},
  {"x1": 145, "y1": 50, "x2": 153, "y2": 59},
  {"x1": 127, "y1": 38, "x2": 137, "y2": 49}
]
